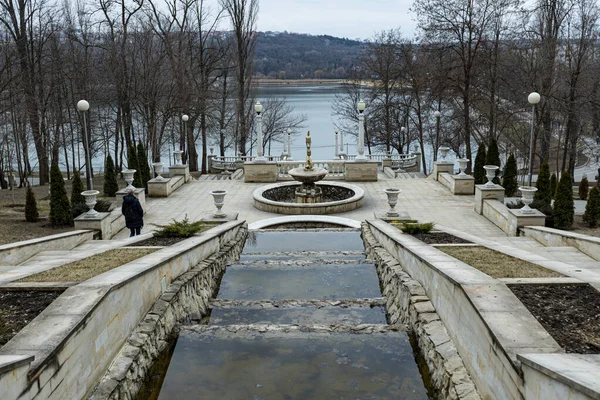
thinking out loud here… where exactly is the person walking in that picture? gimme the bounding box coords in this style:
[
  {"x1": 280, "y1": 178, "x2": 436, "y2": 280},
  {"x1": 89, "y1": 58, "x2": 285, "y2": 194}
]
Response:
[{"x1": 122, "y1": 190, "x2": 144, "y2": 236}]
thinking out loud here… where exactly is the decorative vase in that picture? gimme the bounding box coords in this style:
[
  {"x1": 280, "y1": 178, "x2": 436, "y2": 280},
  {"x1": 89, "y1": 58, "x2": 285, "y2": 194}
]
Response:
[
  {"x1": 483, "y1": 165, "x2": 499, "y2": 187},
  {"x1": 173, "y1": 150, "x2": 183, "y2": 165},
  {"x1": 210, "y1": 147, "x2": 214, "y2": 155},
  {"x1": 210, "y1": 190, "x2": 228, "y2": 218},
  {"x1": 439, "y1": 147, "x2": 450, "y2": 161},
  {"x1": 519, "y1": 186, "x2": 537, "y2": 214},
  {"x1": 81, "y1": 190, "x2": 100, "y2": 218},
  {"x1": 384, "y1": 188, "x2": 401, "y2": 217},
  {"x1": 457, "y1": 159, "x2": 469, "y2": 176},
  {"x1": 123, "y1": 169, "x2": 136, "y2": 190},
  {"x1": 152, "y1": 162, "x2": 165, "y2": 180}
]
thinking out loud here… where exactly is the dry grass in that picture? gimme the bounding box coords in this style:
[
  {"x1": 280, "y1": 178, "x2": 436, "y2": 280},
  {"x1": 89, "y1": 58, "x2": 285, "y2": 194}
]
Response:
[
  {"x1": 18, "y1": 248, "x2": 157, "y2": 282},
  {"x1": 438, "y1": 246, "x2": 564, "y2": 278}
]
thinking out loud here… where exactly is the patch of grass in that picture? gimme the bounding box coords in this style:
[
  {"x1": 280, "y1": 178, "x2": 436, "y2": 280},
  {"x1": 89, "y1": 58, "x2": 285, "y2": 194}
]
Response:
[
  {"x1": 438, "y1": 246, "x2": 564, "y2": 278},
  {"x1": 18, "y1": 248, "x2": 157, "y2": 282}
]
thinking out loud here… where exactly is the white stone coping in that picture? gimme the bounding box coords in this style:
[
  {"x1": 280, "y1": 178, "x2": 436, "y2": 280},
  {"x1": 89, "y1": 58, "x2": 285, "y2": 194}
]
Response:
[
  {"x1": 252, "y1": 181, "x2": 365, "y2": 210},
  {"x1": 0, "y1": 355, "x2": 33, "y2": 375},
  {"x1": 0, "y1": 230, "x2": 91, "y2": 252},
  {"x1": 0, "y1": 220, "x2": 245, "y2": 379},
  {"x1": 518, "y1": 354, "x2": 600, "y2": 400},
  {"x1": 248, "y1": 215, "x2": 362, "y2": 230},
  {"x1": 522, "y1": 226, "x2": 600, "y2": 261}
]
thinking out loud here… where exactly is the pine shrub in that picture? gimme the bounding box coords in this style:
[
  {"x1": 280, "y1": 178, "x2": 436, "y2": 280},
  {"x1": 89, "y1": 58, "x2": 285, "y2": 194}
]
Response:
[
  {"x1": 137, "y1": 141, "x2": 152, "y2": 189},
  {"x1": 71, "y1": 171, "x2": 85, "y2": 206},
  {"x1": 153, "y1": 216, "x2": 212, "y2": 238},
  {"x1": 583, "y1": 186, "x2": 600, "y2": 227},
  {"x1": 50, "y1": 163, "x2": 72, "y2": 226},
  {"x1": 550, "y1": 173, "x2": 557, "y2": 200},
  {"x1": 578, "y1": 176, "x2": 589, "y2": 200},
  {"x1": 399, "y1": 222, "x2": 435, "y2": 234},
  {"x1": 473, "y1": 143, "x2": 487, "y2": 184},
  {"x1": 103, "y1": 154, "x2": 119, "y2": 197},
  {"x1": 25, "y1": 185, "x2": 39, "y2": 222},
  {"x1": 502, "y1": 154, "x2": 518, "y2": 196},
  {"x1": 127, "y1": 144, "x2": 143, "y2": 188},
  {"x1": 485, "y1": 139, "x2": 501, "y2": 184},
  {"x1": 554, "y1": 172, "x2": 574, "y2": 230},
  {"x1": 534, "y1": 161, "x2": 551, "y2": 205}
]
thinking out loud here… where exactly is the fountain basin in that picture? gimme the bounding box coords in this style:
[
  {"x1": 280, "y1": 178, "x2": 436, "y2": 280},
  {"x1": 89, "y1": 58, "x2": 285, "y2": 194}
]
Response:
[{"x1": 253, "y1": 181, "x2": 364, "y2": 215}]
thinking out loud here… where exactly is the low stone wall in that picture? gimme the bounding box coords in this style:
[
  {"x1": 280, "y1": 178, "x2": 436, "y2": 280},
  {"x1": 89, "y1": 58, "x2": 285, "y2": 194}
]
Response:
[
  {"x1": 147, "y1": 175, "x2": 185, "y2": 197},
  {"x1": 362, "y1": 224, "x2": 480, "y2": 400},
  {"x1": 522, "y1": 226, "x2": 600, "y2": 262},
  {"x1": 438, "y1": 173, "x2": 474, "y2": 195},
  {"x1": 0, "y1": 230, "x2": 94, "y2": 266},
  {"x1": 482, "y1": 199, "x2": 545, "y2": 236},
  {"x1": 89, "y1": 225, "x2": 248, "y2": 399},
  {"x1": 365, "y1": 219, "x2": 562, "y2": 400},
  {"x1": 344, "y1": 160, "x2": 378, "y2": 181},
  {"x1": 0, "y1": 220, "x2": 246, "y2": 400}
]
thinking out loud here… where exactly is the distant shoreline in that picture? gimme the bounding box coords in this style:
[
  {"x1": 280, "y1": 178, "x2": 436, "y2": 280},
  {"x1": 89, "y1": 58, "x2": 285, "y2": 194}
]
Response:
[{"x1": 253, "y1": 78, "x2": 347, "y2": 87}]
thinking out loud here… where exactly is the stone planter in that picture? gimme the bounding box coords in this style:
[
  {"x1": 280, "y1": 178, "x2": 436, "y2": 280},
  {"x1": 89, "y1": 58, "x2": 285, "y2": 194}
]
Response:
[
  {"x1": 81, "y1": 190, "x2": 100, "y2": 218},
  {"x1": 173, "y1": 151, "x2": 183, "y2": 166},
  {"x1": 483, "y1": 165, "x2": 499, "y2": 187},
  {"x1": 439, "y1": 146, "x2": 450, "y2": 160},
  {"x1": 519, "y1": 186, "x2": 538, "y2": 214},
  {"x1": 123, "y1": 169, "x2": 136, "y2": 190},
  {"x1": 210, "y1": 190, "x2": 228, "y2": 218},
  {"x1": 384, "y1": 188, "x2": 401, "y2": 217},
  {"x1": 152, "y1": 162, "x2": 165, "y2": 180},
  {"x1": 457, "y1": 159, "x2": 469, "y2": 176}
]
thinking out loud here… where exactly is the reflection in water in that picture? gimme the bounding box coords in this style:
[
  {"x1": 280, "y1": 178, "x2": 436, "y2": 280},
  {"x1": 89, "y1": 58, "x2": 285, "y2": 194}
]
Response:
[
  {"x1": 242, "y1": 231, "x2": 364, "y2": 253},
  {"x1": 158, "y1": 332, "x2": 432, "y2": 400}
]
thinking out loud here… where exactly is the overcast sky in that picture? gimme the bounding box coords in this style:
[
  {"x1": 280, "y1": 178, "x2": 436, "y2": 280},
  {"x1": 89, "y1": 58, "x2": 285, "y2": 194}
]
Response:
[{"x1": 254, "y1": 0, "x2": 417, "y2": 40}]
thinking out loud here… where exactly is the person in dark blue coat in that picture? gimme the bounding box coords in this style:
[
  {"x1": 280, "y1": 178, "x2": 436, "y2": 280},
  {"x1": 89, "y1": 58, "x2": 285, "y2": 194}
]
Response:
[{"x1": 122, "y1": 190, "x2": 144, "y2": 236}]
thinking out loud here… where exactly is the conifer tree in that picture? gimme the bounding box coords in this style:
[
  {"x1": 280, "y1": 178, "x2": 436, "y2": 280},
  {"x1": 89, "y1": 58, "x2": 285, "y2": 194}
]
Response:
[
  {"x1": 137, "y1": 141, "x2": 152, "y2": 189},
  {"x1": 25, "y1": 185, "x2": 39, "y2": 222},
  {"x1": 485, "y1": 139, "x2": 500, "y2": 184},
  {"x1": 534, "y1": 161, "x2": 551, "y2": 205},
  {"x1": 554, "y1": 172, "x2": 574, "y2": 230},
  {"x1": 50, "y1": 163, "x2": 72, "y2": 226},
  {"x1": 103, "y1": 155, "x2": 119, "y2": 196},
  {"x1": 583, "y1": 186, "x2": 600, "y2": 227},
  {"x1": 127, "y1": 144, "x2": 143, "y2": 188},
  {"x1": 473, "y1": 143, "x2": 486, "y2": 184},
  {"x1": 578, "y1": 176, "x2": 589, "y2": 200},
  {"x1": 550, "y1": 173, "x2": 558, "y2": 200},
  {"x1": 71, "y1": 171, "x2": 85, "y2": 206},
  {"x1": 502, "y1": 154, "x2": 518, "y2": 196}
]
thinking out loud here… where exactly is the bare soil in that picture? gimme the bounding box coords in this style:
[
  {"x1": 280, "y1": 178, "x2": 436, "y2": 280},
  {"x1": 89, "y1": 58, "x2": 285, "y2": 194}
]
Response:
[
  {"x1": 509, "y1": 284, "x2": 600, "y2": 354},
  {"x1": 438, "y1": 246, "x2": 564, "y2": 278},
  {"x1": 411, "y1": 232, "x2": 473, "y2": 245},
  {"x1": 132, "y1": 237, "x2": 189, "y2": 247},
  {"x1": 571, "y1": 215, "x2": 600, "y2": 237},
  {"x1": 0, "y1": 290, "x2": 64, "y2": 346},
  {"x1": 0, "y1": 217, "x2": 74, "y2": 246},
  {"x1": 17, "y1": 248, "x2": 157, "y2": 282}
]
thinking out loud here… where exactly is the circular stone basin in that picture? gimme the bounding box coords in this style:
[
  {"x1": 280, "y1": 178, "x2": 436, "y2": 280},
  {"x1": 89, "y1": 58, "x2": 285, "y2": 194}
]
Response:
[{"x1": 253, "y1": 181, "x2": 364, "y2": 215}]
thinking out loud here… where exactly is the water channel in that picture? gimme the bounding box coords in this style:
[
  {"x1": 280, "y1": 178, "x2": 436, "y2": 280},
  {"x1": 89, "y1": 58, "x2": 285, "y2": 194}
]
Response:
[{"x1": 137, "y1": 230, "x2": 435, "y2": 400}]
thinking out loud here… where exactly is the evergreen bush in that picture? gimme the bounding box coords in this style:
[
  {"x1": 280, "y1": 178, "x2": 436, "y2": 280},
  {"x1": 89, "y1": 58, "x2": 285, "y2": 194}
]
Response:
[
  {"x1": 103, "y1": 154, "x2": 119, "y2": 197},
  {"x1": 502, "y1": 154, "x2": 518, "y2": 196},
  {"x1": 137, "y1": 141, "x2": 152, "y2": 189},
  {"x1": 473, "y1": 143, "x2": 487, "y2": 184},
  {"x1": 578, "y1": 176, "x2": 589, "y2": 200},
  {"x1": 50, "y1": 163, "x2": 72, "y2": 226},
  {"x1": 25, "y1": 185, "x2": 39, "y2": 222},
  {"x1": 583, "y1": 186, "x2": 600, "y2": 227},
  {"x1": 485, "y1": 139, "x2": 501, "y2": 184},
  {"x1": 553, "y1": 172, "x2": 574, "y2": 230},
  {"x1": 534, "y1": 161, "x2": 551, "y2": 205},
  {"x1": 127, "y1": 144, "x2": 143, "y2": 188},
  {"x1": 153, "y1": 216, "x2": 212, "y2": 238},
  {"x1": 550, "y1": 173, "x2": 558, "y2": 200},
  {"x1": 71, "y1": 172, "x2": 85, "y2": 206},
  {"x1": 399, "y1": 222, "x2": 435, "y2": 234}
]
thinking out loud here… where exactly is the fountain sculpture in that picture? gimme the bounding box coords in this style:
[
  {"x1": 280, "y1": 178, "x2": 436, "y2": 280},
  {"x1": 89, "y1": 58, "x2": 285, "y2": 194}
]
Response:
[{"x1": 287, "y1": 131, "x2": 328, "y2": 203}]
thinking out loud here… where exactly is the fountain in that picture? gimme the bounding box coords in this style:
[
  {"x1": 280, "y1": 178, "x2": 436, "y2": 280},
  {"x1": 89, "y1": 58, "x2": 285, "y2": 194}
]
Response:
[{"x1": 253, "y1": 131, "x2": 364, "y2": 215}]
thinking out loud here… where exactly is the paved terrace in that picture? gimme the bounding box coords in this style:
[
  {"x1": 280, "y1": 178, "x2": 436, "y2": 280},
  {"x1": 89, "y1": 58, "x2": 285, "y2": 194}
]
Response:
[{"x1": 114, "y1": 173, "x2": 505, "y2": 239}]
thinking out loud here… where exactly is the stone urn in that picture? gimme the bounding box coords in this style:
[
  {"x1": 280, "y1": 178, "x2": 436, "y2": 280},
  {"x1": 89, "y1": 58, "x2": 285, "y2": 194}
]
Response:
[
  {"x1": 483, "y1": 165, "x2": 499, "y2": 187},
  {"x1": 384, "y1": 188, "x2": 401, "y2": 217},
  {"x1": 123, "y1": 169, "x2": 136, "y2": 190},
  {"x1": 173, "y1": 150, "x2": 183, "y2": 166},
  {"x1": 81, "y1": 190, "x2": 100, "y2": 218},
  {"x1": 519, "y1": 186, "x2": 537, "y2": 214},
  {"x1": 210, "y1": 190, "x2": 228, "y2": 218},
  {"x1": 439, "y1": 146, "x2": 450, "y2": 161},
  {"x1": 457, "y1": 159, "x2": 469, "y2": 176},
  {"x1": 152, "y1": 162, "x2": 165, "y2": 180}
]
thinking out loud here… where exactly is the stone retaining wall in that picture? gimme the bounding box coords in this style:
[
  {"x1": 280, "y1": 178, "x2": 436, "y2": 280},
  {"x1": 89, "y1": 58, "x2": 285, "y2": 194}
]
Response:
[
  {"x1": 88, "y1": 226, "x2": 248, "y2": 400},
  {"x1": 522, "y1": 226, "x2": 600, "y2": 262},
  {"x1": 361, "y1": 223, "x2": 480, "y2": 400}
]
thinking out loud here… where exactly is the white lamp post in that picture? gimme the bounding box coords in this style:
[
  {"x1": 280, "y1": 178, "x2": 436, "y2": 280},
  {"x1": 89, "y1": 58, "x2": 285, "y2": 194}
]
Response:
[
  {"x1": 181, "y1": 114, "x2": 189, "y2": 164},
  {"x1": 527, "y1": 92, "x2": 541, "y2": 186},
  {"x1": 77, "y1": 100, "x2": 92, "y2": 190},
  {"x1": 255, "y1": 101, "x2": 265, "y2": 161},
  {"x1": 282, "y1": 130, "x2": 287, "y2": 157},
  {"x1": 334, "y1": 128, "x2": 339, "y2": 158},
  {"x1": 356, "y1": 99, "x2": 366, "y2": 160},
  {"x1": 287, "y1": 128, "x2": 293, "y2": 160},
  {"x1": 339, "y1": 127, "x2": 345, "y2": 157},
  {"x1": 434, "y1": 110, "x2": 441, "y2": 160}
]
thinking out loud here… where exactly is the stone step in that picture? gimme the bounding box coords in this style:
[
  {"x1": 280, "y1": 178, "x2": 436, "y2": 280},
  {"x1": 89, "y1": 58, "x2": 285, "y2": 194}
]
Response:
[
  {"x1": 238, "y1": 251, "x2": 366, "y2": 262},
  {"x1": 225, "y1": 262, "x2": 376, "y2": 271}
]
